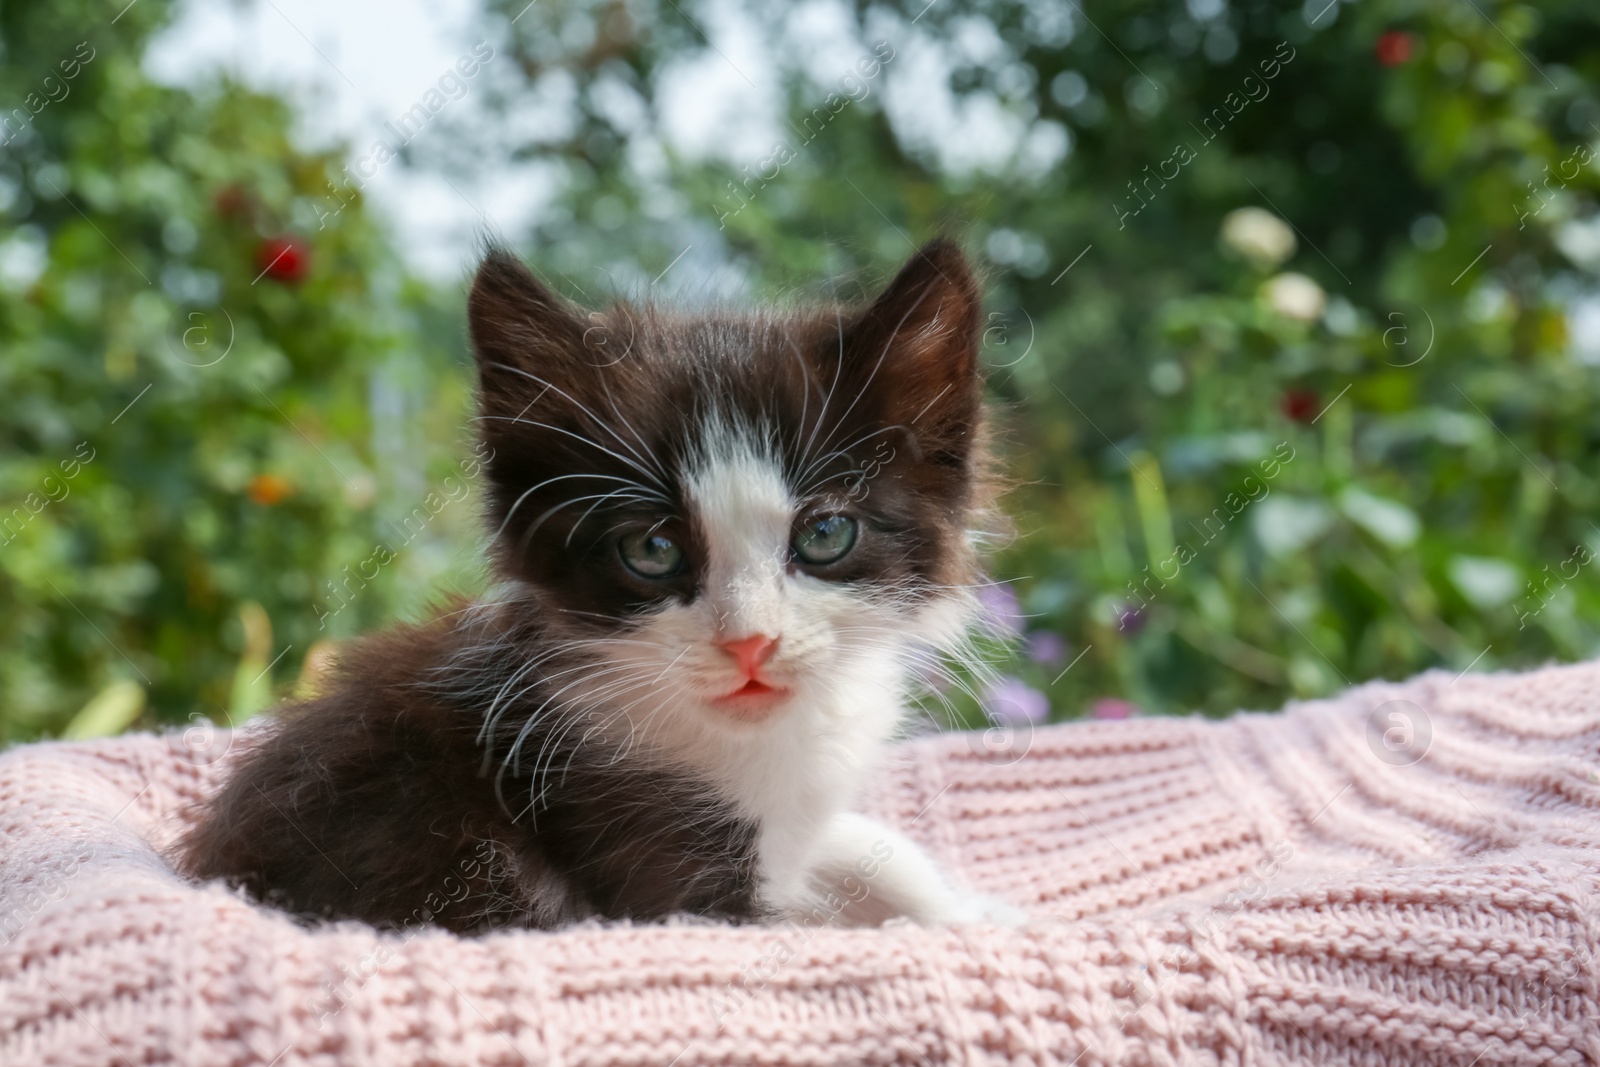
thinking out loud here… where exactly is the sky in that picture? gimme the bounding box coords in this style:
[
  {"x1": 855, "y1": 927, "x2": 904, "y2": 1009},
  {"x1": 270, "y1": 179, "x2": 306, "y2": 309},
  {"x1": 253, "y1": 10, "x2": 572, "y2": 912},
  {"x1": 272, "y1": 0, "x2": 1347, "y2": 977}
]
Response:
[
  {"x1": 146, "y1": 0, "x2": 544, "y2": 281},
  {"x1": 142, "y1": 0, "x2": 1052, "y2": 284},
  {"x1": 137, "y1": 0, "x2": 1600, "y2": 363}
]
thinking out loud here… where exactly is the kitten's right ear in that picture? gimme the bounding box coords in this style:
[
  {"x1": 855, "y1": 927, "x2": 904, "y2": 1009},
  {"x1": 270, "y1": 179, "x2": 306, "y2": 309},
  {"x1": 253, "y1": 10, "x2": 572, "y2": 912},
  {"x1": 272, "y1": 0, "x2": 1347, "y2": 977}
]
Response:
[{"x1": 467, "y1": 247, "x2": 589, "y2": 418}]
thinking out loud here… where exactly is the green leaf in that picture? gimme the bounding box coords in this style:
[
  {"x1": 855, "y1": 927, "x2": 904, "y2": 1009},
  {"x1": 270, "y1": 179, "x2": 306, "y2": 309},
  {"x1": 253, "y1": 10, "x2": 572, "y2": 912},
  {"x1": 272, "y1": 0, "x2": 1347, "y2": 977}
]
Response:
[{"x1": 60, "y1": 680, "x2": 146, "y2": 740}]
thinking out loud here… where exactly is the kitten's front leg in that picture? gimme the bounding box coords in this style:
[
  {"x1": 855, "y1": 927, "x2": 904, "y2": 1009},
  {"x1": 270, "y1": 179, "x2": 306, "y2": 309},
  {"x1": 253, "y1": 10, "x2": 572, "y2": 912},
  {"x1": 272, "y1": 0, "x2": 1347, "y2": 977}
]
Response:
[{"x1": 792, "y1": 812, "x2": 1023, "y2": 927}]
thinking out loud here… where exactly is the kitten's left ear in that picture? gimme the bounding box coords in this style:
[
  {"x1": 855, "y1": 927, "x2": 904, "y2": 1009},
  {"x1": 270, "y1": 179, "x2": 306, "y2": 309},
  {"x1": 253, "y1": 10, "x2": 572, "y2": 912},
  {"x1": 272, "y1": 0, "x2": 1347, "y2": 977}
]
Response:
[
  {"x1": 845, "y1": 238, "x2": 983, "y2": 462},
  {"x1": 467, "y1": 247, "x2": 592, "y2": 424}
]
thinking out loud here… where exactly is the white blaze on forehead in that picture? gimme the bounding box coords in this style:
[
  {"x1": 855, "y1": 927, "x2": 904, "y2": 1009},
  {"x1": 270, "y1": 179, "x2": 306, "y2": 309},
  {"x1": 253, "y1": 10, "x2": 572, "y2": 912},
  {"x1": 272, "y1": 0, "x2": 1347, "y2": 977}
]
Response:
[{"x1": 684, "y1": 417, "x2": 793, "y2": 636}]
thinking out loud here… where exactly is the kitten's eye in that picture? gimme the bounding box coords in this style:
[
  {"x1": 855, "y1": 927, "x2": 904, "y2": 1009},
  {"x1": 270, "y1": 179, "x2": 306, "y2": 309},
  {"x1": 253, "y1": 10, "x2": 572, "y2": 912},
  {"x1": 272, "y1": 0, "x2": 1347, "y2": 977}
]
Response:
[
  {"x1": 619, "y1": 530, "x2": 684, "y2": 578},
  {"x1": 792, "y1": 514, "x2": 858, "y2": 566}
]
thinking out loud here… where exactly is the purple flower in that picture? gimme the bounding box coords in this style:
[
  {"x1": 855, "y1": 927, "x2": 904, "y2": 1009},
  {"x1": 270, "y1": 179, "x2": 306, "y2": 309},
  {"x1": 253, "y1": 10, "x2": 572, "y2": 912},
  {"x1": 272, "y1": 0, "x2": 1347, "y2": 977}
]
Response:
[
  {"x1": 982, "y1": 676, "x2": 1051, "y2": 726},
  {"x1": 1024, "y1": 630, "x2": 1069, "y2": 667},
  {"x1": 977, "y1": 581, "x2": 1024, "y2": 637},
  {"x1": 1115, "y1": 602, "x2": 1147, "y2": 634},
  {"x1": 1090, "y1": 698, "x2": 1139, "y2": 721},
  {"x1": 914, "y1": 659, "x2": 952, "y2": 694}
]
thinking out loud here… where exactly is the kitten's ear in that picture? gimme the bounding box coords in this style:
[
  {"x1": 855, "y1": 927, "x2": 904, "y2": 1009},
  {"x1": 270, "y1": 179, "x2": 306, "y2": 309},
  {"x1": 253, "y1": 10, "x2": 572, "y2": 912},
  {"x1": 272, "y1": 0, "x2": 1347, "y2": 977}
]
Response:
[
  {"x1": 846, "y1": 238, "x2": 983, "y2": 461},
  {"x1": 467, "y1": 247, "x2": 590, "y2": 419}
]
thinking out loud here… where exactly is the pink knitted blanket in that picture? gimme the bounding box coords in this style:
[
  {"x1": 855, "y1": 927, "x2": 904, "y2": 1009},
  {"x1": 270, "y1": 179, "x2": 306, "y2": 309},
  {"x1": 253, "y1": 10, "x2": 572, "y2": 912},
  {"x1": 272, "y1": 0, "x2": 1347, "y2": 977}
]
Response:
[{"x1": 3, "y1": 659, "x2": 1599, "y2": 1066}]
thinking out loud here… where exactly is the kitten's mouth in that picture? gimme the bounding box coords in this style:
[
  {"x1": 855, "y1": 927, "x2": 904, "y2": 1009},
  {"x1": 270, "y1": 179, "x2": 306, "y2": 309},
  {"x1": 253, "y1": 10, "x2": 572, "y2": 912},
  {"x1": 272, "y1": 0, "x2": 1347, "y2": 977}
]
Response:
[{"x1": 712, "y1": 678, "x2": 792, "y2": 718}]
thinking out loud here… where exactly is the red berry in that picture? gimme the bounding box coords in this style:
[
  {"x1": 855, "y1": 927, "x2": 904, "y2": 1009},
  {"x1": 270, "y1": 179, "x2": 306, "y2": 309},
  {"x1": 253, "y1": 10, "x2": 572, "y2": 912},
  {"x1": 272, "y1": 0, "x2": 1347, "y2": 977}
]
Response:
[
  {"x1": 1376, "y1": 31, "x2": 1413, "y2": 66},
  {"x1": 1283, "y1": 389, "x2": 1319, "y2": 423},
  {"x1": 255, "y1": 237, "x2": 309, "y2": 284}
]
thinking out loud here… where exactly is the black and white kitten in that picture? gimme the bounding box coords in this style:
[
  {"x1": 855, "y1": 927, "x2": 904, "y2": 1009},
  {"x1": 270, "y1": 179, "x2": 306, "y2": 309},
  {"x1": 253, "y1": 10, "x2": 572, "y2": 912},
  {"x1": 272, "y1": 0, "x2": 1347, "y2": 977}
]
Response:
[{"x1": 178, "y1": 238, "x2": 1012, "y2": 932}]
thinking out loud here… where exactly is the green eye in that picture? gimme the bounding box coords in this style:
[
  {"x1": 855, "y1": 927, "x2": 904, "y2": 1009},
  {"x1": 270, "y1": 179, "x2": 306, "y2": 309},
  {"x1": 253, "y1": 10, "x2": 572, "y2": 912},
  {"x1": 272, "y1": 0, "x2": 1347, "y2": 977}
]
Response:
[
  {"x1": 619, "y1": 530, "x2": 684, "y2": 578},
  {"x1": 792, "y1": 514, "x2": 858, "y2": 566}
]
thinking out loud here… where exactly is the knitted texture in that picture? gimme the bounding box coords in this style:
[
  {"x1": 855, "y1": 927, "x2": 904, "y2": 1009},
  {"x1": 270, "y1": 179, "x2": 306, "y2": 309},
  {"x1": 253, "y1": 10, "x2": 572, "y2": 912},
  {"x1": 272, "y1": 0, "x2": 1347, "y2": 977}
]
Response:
[{"x1": 3, "y1": 660, "x2": 1599, "y2": 1067}]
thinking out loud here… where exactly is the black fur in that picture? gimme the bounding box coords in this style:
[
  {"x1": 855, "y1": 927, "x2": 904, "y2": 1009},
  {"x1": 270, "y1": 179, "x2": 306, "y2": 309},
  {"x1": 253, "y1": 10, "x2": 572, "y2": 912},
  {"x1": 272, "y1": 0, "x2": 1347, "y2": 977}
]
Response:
[{"x1": 175, "y1": 239, "x2": 990, "y2": 932}]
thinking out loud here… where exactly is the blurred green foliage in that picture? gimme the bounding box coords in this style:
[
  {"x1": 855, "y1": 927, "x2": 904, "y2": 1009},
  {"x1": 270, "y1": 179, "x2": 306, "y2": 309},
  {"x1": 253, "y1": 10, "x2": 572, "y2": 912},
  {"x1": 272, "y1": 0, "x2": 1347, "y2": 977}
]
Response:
[
  {"x1": 0, "y1": 0, "x2": 476, "y2": 742},
  {"x1": 2, "y1": 0, "x2": 1598, "y2": 743},
  {"x1": 476, "y1": 0, "x2": 1600, "y2": 718}
]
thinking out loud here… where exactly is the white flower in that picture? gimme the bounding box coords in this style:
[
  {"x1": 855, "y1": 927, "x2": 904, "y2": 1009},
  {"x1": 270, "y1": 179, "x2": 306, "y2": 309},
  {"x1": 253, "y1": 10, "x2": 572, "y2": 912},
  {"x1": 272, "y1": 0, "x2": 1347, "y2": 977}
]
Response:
[
  {"x1": 1446, "y1": 556, "x2": 1521, "y2": 609},
  {"x1": 1568, "y1": 295, "x2": 1600, "y2": 366},
  {"x1": 1252, "y1": 496, "x2": 1334, "y2": 557},
  {"x1": 1221, "y1": 207, "x2": 1296, "y2": 268},
  {"x1": 1263, "y1": 272, "x2": 1326, "y2": 322},
  {"x1": 0, "y1": 226, "x2": 48, "y2": 292},
  {"x1": 1338, "y1": 487, "x2": 1420, "y2": 548}
]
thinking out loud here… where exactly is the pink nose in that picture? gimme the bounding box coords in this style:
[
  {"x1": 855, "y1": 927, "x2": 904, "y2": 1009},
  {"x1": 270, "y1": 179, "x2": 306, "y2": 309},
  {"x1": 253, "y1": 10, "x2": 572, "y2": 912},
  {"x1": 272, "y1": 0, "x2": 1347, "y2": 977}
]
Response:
[{"x1": 717, "y1": 634, "x2": 778, "y2": 677}]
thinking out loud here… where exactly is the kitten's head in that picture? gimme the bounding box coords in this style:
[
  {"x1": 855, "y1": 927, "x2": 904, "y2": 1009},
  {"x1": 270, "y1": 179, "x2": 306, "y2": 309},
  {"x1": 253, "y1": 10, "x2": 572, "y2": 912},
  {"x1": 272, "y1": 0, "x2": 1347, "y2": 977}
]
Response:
[{"x1": 467, "y1": 240, "x2": 996, "y2": 742}]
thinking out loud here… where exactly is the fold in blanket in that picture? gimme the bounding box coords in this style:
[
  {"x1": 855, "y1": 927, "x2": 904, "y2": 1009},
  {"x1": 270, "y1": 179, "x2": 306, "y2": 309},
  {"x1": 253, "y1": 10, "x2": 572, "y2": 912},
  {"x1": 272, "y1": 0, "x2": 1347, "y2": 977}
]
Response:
[{"x1": 2, "y1": 660, "x2": 1599, "y2": 1066}]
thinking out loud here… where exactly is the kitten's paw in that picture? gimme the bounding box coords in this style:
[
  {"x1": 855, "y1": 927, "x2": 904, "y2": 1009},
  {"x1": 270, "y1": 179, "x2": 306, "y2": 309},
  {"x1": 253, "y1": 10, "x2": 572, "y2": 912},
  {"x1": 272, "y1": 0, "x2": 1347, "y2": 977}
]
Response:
[
  {"x1": 907, "y1": 891, "x2": 1028, "y2": 927},
  {"x1": 971, "y1": 893, "x2": 1030, "y2": 927},
  {"x1": 952, "y1": 892, "x2": 1028, "y2": 927}
]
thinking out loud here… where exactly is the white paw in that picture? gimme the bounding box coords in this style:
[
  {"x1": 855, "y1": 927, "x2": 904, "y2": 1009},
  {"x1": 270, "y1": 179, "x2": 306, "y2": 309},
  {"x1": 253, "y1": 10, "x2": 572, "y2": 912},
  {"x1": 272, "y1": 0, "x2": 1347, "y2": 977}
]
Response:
[
  {"x1": 976, "y1": 893, "x2": 1030, "y2": 926},
  {"x1": 910, "y1": 890, "x2": 1028, "y2": 927}
]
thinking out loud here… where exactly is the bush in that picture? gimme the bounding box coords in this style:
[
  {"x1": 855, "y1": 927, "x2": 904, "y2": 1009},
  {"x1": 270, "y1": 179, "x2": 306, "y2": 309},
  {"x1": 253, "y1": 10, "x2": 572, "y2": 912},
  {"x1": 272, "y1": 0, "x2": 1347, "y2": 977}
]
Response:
[
  {"x1": 470, "y1": 0, "x2": 1600, "y2": 719},
  {"x1": 3, "y1": 0, "x2": 1597, "y2": 744},
  {"x1": 0, "y1": 1, "x2": 470, "y2": 742}
]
